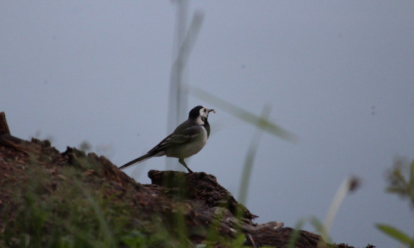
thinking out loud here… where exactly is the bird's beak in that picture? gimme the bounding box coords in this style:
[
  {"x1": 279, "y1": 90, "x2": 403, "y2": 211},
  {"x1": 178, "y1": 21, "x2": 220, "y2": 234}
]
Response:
[{"x1": 208, "y1": 109, "x2": 216, "y2": 114}]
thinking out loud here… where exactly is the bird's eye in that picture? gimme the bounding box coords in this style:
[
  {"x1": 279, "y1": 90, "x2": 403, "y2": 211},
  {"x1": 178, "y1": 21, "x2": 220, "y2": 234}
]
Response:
[{"x1": 203, "y1": 109, "x2": 206, "y2": 112}]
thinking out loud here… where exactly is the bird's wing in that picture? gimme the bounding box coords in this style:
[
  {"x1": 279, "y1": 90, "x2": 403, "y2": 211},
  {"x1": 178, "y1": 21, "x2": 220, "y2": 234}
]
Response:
[{"x1": 147, "y1": 125, "x2": 203, "y2": 154}]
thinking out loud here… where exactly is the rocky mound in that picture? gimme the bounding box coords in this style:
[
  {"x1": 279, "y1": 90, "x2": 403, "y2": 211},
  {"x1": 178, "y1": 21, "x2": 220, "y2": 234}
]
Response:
[{"x1": 0, "y1": 112, "x2": 372, "y2": 248}]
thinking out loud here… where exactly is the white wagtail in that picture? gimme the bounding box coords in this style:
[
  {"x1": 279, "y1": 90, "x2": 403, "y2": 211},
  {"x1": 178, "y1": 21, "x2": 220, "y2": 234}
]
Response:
[{"x1": 119, "y1": 105, "x2": 215, "y2": 173}]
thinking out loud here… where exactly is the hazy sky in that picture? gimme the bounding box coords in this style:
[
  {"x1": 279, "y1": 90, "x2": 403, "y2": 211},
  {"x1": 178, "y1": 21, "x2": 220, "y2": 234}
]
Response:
[{"x1": 1, "y1": 1, "x2": 414, "y2": 247}]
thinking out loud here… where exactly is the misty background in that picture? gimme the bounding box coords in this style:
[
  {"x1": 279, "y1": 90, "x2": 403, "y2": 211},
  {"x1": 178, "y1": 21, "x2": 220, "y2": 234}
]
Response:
[{"x1": 1, "y1": 1, "x2": 414, "y2": 247}]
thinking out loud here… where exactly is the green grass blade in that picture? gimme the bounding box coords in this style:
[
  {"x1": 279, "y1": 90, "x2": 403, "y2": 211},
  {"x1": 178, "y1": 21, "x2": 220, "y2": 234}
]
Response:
[
  {"x1": 287, "y1": 218, "x2": 306, "y2": 248},
  {"x1": 191, "y1": 86, "x2": 297, "y2": 142},
  {"x1": 238, "y1": 105, "x2": 271, "y2": 205},
  {"x1": 376, "y1": 223, "x2": 413, "y2": 245},
  {"x1": 73, "y1": 180, "x2": 115, "y2": 247},
  {"x1": 410, "y1": 160, "x2": 414, "y2": 198}
]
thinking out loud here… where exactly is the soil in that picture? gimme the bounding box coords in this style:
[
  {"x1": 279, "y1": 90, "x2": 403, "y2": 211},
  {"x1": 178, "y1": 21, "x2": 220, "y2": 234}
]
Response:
[{"x1": 0, "y1": 112, "x2": 374, "y2": 248}]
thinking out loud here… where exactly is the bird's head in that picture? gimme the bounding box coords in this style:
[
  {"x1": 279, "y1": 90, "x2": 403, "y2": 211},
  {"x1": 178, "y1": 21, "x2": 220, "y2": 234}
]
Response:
[{"x1": 189, "y1": 105, "x2": 215, "y2": 125}]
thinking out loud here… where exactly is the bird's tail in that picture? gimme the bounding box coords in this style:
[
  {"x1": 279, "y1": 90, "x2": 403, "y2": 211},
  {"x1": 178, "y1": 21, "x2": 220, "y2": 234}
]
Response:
[{"x1": 119, "y1": 153, "x2": 152, "y2": 170}]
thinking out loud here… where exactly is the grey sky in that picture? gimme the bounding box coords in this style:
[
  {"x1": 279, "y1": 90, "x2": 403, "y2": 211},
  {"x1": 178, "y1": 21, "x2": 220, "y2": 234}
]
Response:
[{"x1": 1, "y1": 1, "x2": 414, "y2": 247}]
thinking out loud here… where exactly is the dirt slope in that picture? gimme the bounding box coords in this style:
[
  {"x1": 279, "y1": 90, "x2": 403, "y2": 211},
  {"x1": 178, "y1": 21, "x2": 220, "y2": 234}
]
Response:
[{"x1": 0, "y1": 112, "x2": 373, "y2": 248}]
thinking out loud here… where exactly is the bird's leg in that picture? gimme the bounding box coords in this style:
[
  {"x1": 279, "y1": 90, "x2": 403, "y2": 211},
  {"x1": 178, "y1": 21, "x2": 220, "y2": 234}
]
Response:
[{"x1": 178, "y1": 158, "x2": 193, "y2": 173}]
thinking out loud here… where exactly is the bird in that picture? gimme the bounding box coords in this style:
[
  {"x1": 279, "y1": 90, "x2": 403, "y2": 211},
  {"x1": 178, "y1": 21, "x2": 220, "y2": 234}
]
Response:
[{"x1": 119, "y1": 105, "x2": 215, "y2": 173}]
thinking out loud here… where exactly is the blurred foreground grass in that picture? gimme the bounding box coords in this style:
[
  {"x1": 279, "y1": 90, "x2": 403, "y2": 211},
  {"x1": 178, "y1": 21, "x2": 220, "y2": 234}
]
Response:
[
  {"x1": 0, "y1": 154, "x2": 174, "y2": 248},
  {"x1": 376, "y1": 158, "x2": 414, "y2": 247}
]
